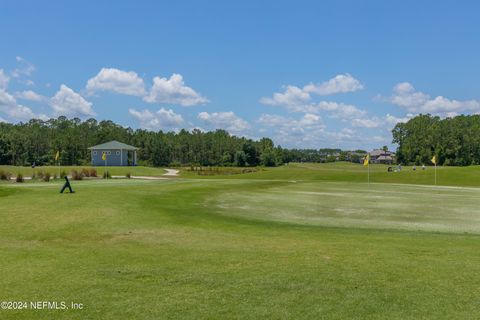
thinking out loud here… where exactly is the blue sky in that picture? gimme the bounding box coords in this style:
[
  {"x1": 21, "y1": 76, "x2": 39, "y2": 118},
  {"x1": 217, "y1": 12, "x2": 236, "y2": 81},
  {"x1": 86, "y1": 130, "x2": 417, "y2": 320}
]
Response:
[{"x1": 1, "y1": 0, "x2": 479, "y2": 150}]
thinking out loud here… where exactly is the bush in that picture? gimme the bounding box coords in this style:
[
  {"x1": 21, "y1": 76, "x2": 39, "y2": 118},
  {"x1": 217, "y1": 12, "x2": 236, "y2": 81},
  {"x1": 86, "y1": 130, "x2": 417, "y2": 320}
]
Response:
[
  {"x1": 16, "y1": 173, "x2": 24, "y2": 183},
  {"x1": 126, "y1": 172, "x2": 131, "y2": 179},
  {"x1": 60, "y1": 170, "x2": 67, "y2": 179},
  {"x1": 81, "y1": 168, "x2": 90, "y2": 177},
  {"x1": 43, "y1": 172, "x2": 51, "y2": 182},
  {"x1": 71, "y1": 170, "x2": 83, "y2": 180},
  {"x1": 169, "y1": 160, "x2": 181, "y2": 167},
  {"x1": 89, "y1": 168, "x2": 97, "y2": 177},
  {"x1": 37, "y1": 171, "x2": 44, "y2": 179},
  {"x1": 0, "y1": 170, "x2": 12, "y2": 181},
  {"x1": 103, "y1": 171, "x2": 111, "y2": 179}
]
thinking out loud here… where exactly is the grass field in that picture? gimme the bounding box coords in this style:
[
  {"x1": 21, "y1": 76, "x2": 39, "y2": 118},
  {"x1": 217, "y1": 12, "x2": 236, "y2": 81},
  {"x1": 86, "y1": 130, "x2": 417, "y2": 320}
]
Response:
[
  {"x1": 1, "y1": 163, "x2": 480, "y2": 319},
  {"x1": 181, "y1": 162, "x2": 480, "y2": 187}
]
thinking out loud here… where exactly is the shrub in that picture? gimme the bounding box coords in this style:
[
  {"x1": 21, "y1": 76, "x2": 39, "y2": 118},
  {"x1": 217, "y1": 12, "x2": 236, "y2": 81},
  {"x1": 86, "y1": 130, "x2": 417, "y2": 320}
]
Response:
[
  {"x1": 71, "y1": 170, "x2": 83, "y2": 180},
  {"x1": 16, "y1": 173, "x2": 24, "y2": 183},
  {"x1": 103, "y1": 171, "x2": 111, "y2": 179},
  {"x1": 81, "y1": 168, "x2": 90, "y2": 177},
  {"x1": 60, "y1": 170, "x2": 67, "y2": 179},
  {"x1": 89, "y1": 168, "x2": 97, "y2": 177},
  {"x1": 126, "y1": 172, "x2": 131, "y2": 179},
  {"x1": 169, "y1": 160, "x2": 181, "y2": 167},
  {"x1": 43, "y1": 172, "x2": 51, "y2": 182},
  {"x1": 0, "y1": 170, "x2": 12, "y2": 181},
  {"x1": 37, "y1": 171, "x2": 44, "y2": 179}
]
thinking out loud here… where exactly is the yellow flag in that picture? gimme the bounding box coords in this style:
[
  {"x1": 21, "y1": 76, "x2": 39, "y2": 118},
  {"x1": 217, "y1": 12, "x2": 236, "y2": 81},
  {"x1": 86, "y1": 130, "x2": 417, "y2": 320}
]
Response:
[
  {"x1": 102, "y1": 152, "x2": 107, "y2": 161},
  {"x1": 55, "y1": 151, "x2": 60, "y2": 161},
  {"x1": 431, "y1": 155, "x2": 437, "y2": 165},
  {"x1": 363, "y1": 154, "x2": 370, "y2": 166}
]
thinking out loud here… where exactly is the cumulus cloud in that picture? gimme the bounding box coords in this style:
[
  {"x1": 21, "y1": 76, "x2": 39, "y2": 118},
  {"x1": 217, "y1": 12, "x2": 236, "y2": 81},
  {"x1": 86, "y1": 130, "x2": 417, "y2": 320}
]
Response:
[
  {"x1": 385, "y1": 113, "x2": 412, "y2": 126},
  {"x1": 50, "y1": 85, "x2": 95, "y2": 117},
  {"x1": 259, "y1": 85, "x2": 311, "y2": 108},
  {"x1": 351, "y1": 117, "x2": 381, "y2": 128},
  {"x1": 144, "y1": 74, "x2": 208, "y2": 106},
  {"x1": 198, "y1": 111, "x2": 249, "y2": 134},
  {"x1": 257, "y1": 113, "x2": 326, "y2": 146},
  {"x1": 388, "y1": 82, "x2": 480, "y2": 115},
  {"x1": 86, "y1": 68, "x2": 146, "y2": 96},
  {"x1": 260, "y1": 74, "x2": 366, "y2": 121},
  {"x1": 312, "y1": 101, "x2": 366, "y2": 119},
  {"x1": 0, "y1": 69, "x2": 9, "y2": 90},
  {"x1": 0, "y1": 90, "x2": 38, "y2": 121},
  {"x1": 129, "y1": 107, "x2": 184, "y2": 130},
  {"x1": 15, "y1": 90, "x2": 46, "y2": 102},
  {"x1": 303, "y1": 74, "x2": 364, "y2": 95},
  {"x1": 260, "y1": 74, "x2": 363, "y2": 107},
  {"x1": 11, "y1": 56, "x2": 35, "y2": 78}
]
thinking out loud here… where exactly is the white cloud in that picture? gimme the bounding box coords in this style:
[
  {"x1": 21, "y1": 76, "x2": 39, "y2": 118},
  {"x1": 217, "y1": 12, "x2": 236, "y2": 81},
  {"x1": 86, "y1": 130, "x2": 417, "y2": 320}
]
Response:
[
  {"x1": 144, "y1": 73, "x2": 208, "y2": 106},
  {"x1": 15, "y1": 90, "x2": 46, "y2": 102},
  {"x1": 129, "y1": 107, "x2": 184, "y2": 130},
  {"x1": 198, "y1": 111, "x2": 249, "y2": 134},
  {"x1": 259, "y1": 85, "x2": 311, "y2": 108},
  {"x1": 351, "y1": 117, "x2": 381, "y2": 128},
  {"x1": 257, "y1": 113, "x2": 326, "y2": 145},
  {"x1": 385, "y1": 113, "x2": 412, "y2": 126},
  {"x1": 12, "y1": 56, "x2": 35, "y2": 78},
  {"x1": 0, "y1": 69, "x2": 9, "y2": 90},
  {"x1": 388, "y1": 82, "x2": 480, "y2": 115},
  {"x1": 260, "y1": 74, "x2": 363, "y2": 108},
  {"x1": 0, "y1": 116, "x2": 7, "y2": 123},
  {"x1": 304, "y1": 74, "x2": 364, "y2": 95},
  {"x1": 256, "y1": 112, "x2": 393, "y2": 149},
  {"x1": 86, "y1": 68, "x2": 146, "y2": 96},
  {"x1": 312, "y1": 101, "x2": 366, "y2": 119},
  {"x1": 50, "y1": 85, "x2": 95, "y2": 117},
  {"x1": 260, "y1": 74, "x2": 366, "y2": 121},
  {"x1": 0, "y1": 90, "x2": 38, "y2": 121}
]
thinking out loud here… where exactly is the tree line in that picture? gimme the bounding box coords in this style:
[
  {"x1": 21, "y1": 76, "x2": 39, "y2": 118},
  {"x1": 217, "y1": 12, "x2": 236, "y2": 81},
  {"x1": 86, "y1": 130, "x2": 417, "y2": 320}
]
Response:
[
  {"x1": 392, "y1": 114, "x2": 480, "y2": 166},
  {"x1": 0, "y1": 116, "x2": 336, "y2": 167},
  {"x1": 0, "y1": 117, "x2": 375, "y2": 167}
]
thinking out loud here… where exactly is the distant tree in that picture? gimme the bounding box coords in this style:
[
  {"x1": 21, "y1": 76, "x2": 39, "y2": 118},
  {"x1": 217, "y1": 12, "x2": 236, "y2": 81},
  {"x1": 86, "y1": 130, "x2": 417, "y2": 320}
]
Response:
[
  {"x1": 234, "y1": 151, "x2": 247, "y2": 167},
  {"x1": 260, "y1": 148, "x2": 278, "y2": 167}
]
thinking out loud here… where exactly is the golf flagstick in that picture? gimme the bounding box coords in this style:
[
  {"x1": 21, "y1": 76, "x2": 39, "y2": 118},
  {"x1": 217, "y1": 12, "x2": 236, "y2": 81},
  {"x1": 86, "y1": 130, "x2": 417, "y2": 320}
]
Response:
[{"x1": 364, "y1": 153, "x2": 370, "y2": 185}]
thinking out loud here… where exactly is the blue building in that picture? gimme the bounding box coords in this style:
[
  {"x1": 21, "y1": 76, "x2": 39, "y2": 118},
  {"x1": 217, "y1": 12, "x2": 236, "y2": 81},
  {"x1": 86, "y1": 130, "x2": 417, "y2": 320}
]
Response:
[{"x1": 88, "y1": 140, "x2": 139, "y2": 166}]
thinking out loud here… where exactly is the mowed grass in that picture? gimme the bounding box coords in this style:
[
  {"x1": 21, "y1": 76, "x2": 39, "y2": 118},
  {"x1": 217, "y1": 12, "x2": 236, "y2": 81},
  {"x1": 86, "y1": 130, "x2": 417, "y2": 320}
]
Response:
[
  {"x1": 181, "y1": 162, "x2": 480, "y2": 187},
  {"x1": 1, "y1": 166, "x2": 480, "y2": 318}
]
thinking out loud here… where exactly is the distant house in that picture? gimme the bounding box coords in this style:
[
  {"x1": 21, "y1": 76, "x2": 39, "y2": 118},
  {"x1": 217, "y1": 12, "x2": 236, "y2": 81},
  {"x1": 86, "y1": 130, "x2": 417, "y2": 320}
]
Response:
[
  {"x1": 370, "y1": 149, "x2": 396, "y2": 164},
  {"x1": 88, "y1": 140, "x2": 139, "y2": 166}
]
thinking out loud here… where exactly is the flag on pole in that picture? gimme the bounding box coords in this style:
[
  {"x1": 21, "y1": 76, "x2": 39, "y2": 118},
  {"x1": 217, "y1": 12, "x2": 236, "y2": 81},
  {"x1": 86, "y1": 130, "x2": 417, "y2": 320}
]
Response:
[
  {"x1": 363, "y1": 154, "x2": 370, "y2": 166},
  {"x1": 431, "y1": 155, "x2": 437, "y2": 165},
  {"x1": 55, "y1": 151, "x2": 60, "y2": 161},
  {"x1": 102, "y1": 152, "x2": 107, "y2": 161}
]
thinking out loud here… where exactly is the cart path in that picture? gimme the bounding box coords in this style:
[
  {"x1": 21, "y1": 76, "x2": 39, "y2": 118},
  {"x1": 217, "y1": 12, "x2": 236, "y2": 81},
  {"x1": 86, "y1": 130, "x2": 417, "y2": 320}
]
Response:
[{"x1": 163, "y1": 169, "x2": 179, "y2": 176}]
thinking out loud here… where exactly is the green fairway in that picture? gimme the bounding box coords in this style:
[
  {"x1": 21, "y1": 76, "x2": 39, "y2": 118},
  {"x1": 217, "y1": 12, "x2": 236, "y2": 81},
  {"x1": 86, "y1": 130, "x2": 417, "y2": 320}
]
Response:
[
  {"x1": 182, "y1": 162, "x2": 480, "y2": 187},
  {"x1": 2, "y1": 166, "x2": 480, "y2": 319}
]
